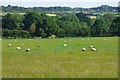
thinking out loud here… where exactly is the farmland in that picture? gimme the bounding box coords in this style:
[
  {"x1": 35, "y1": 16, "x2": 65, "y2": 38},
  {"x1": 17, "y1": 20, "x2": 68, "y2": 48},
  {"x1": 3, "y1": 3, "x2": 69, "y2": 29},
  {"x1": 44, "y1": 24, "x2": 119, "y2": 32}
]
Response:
[{"x1": 2, "y1": 37, "x2": 118, "y2": 78}]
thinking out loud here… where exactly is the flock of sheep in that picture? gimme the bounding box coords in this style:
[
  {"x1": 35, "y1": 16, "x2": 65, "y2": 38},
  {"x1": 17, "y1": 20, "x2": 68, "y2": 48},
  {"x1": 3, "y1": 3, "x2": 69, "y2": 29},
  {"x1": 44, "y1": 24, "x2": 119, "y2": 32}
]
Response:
[
  {"x1": 63, "y1": 39, "x2": 97, "y2": 52},
  {"x1": 63, "y1": 43, "x2": 97, "y2": 52},
  {"x1": 7, "y1": 38, "x2": 102, "y2": 53},
  {"x1": 8, "y1": 43, "x2": 97, "y2": 53},
  {"x1": 8, "y1": 44, "x2": 30, "y2": 52},
  {"x1": 82, "y1": 45, "x2": 97, "y2": 51}
]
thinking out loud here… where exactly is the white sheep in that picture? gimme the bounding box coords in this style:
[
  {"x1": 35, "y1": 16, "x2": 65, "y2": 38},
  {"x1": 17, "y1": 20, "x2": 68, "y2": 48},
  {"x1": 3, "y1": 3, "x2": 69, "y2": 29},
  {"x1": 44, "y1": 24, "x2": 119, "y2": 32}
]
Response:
[
  {"x1": 82, "y1": 39, "x2": 84, "y2": 40},
  {"x1": 25, "y1": 48, "x2": 30, "y2": 52},
  {"x1": 103, "y1": 39, "x2": 106, "y2": 40},
  {"x1": 8, "y1": 44, "x2": 11, "y2": 47},
  {"x1": 82, "y1": 48, "x2": 86, "y2": 51},
  {"x1": 91, "y1": 48, "x2": 97, "y2": 51},
  {"x1": 89, "y1": 45, "x2": 93, "y2": 48},
  {"x1": 39, "y1": 37, "x2": 42, "y2": 39},
  {"x1": 16, "y1": 47, "x2": 21, "y2": 50},
  {"x1": 64, "y1": 44, "x2": 67, "y2": 47}
]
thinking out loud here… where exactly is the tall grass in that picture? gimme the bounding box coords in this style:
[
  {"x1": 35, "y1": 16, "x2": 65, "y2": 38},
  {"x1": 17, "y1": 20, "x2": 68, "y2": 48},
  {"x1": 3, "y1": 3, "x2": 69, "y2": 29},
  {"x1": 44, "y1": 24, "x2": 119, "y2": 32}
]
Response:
[{"x1": 2, "y1": 37, "x2": 118, "y2": 78}]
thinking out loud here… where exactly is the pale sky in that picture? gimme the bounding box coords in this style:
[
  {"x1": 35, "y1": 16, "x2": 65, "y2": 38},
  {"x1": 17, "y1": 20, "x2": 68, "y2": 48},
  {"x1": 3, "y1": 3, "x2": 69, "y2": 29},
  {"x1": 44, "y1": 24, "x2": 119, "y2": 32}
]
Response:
[{"x1": 1, "y1": 0, "x2": 120, "y2": 8}]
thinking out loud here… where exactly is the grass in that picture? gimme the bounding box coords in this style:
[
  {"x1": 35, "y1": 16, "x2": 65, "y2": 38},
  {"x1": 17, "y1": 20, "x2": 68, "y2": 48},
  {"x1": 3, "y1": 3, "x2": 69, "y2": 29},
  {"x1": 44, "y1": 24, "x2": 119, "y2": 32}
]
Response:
[{"x1": 2, "y1": 37, "x2": 118, "y2": 78}]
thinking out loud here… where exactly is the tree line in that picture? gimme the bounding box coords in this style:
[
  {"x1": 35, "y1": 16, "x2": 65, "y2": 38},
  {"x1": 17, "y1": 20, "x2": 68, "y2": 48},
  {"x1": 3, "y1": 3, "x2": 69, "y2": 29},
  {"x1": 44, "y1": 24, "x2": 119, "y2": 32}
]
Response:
[
  {"x1": 2, "y1": 12, "x2": 120, "y2": 38},
  {"x1": 1, "y1": 5, "x2": 118, "y2": 12}
]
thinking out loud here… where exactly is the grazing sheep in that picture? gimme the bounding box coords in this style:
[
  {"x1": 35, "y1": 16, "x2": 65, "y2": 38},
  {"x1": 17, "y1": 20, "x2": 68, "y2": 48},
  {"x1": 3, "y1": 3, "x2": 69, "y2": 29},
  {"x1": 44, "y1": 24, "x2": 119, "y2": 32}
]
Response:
[
  {"x1": 8, "y1": 44, "x2": 11, "y2": 47},
  {"x1": 82, "y1": 48, "x2": 86, "y2": 51},
  {"x1": 39, "y1": 37, "x2": 42, "y2": 39},
  {"x1": 91, "y1": 48, "x2": 97, "y2": 51},
  {"x1": 25, "y1": 48, "x2": 30, "y2": 52},
  {"x1": 38, "y1": 45, "x2": 41, "y2": 47},
  {"x1": 89, "y1": 45, "x2": 93, "y2": 48},
  {"x1": 16, "y1": 47, "x2": 21, "y2": 50},
  {"x1": 64, "y1": 44, "x2": 67, "y2": 47},
  {"x1": 49, "y1": 35, "x2": 56, "y2": 39},
  {"x1": 49, "y1": 37, "x2": 52, "y2": 39},
  {"x1": 103, "y1": 38, "x2": 107, "y2": 40}
]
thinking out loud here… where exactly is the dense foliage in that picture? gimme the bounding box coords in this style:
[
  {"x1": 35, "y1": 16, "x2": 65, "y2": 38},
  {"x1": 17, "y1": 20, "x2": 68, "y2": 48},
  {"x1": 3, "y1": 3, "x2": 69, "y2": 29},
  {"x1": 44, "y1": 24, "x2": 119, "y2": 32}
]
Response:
[{"x1": 2, "y1": 12, "x2": 120, "y2": 38}]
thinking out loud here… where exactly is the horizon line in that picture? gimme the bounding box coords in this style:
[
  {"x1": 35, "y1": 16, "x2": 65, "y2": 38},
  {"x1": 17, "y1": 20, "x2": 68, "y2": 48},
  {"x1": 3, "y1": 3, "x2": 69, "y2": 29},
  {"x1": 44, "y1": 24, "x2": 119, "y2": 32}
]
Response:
[
  {"x1": 1, "y1": 1, "x2": 119, "y2": 8},
  {"x1": 1, "y1": 4, "x2": 119, "y2": 9}
]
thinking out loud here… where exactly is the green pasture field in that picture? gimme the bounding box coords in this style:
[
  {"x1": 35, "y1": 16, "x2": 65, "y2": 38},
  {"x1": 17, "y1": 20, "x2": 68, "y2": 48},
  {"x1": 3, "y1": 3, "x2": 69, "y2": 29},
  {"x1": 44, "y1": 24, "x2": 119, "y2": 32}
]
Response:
[{"x1": 2, "y1": 37, "x2": 118, "y2": 78}]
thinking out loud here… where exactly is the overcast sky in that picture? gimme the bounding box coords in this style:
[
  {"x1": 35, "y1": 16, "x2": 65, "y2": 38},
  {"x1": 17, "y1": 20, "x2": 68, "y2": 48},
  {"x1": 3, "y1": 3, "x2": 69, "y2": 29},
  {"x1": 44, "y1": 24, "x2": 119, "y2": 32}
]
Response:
[{"x1": 1, "y1": 0, "x2": 120, "y2": 8}]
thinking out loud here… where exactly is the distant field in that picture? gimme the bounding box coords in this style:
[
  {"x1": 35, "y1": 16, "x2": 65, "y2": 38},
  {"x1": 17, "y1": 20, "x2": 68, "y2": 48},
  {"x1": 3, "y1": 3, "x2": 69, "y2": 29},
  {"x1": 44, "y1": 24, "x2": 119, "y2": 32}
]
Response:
[{"x1": 2, "y1": 37, "x2": 118, "y2": 78}]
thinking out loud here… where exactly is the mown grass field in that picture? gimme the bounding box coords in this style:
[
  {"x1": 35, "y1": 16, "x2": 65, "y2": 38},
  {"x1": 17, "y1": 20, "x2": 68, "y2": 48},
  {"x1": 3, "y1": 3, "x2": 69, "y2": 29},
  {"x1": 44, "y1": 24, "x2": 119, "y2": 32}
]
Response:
[{"x1": 2, "y1": 37, "x2": 118, "y2": 78}]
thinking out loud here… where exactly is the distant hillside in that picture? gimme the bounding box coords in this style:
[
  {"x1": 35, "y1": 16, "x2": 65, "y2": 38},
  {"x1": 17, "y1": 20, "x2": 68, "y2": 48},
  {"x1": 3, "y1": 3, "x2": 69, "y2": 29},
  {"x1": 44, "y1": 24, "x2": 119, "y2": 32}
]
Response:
[
  {"x1": 90, "y1": 5, "x2": 117, "y2": 12},
  {"x1": 1, "y1": 5, "x2": 119, "y2": 13}
]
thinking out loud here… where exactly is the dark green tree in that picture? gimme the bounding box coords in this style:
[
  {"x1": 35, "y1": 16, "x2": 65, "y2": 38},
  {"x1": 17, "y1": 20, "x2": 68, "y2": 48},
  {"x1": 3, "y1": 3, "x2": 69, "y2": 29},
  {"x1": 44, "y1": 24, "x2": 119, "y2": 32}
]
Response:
[
  {"x1": 57, "y1": 14, "x2": 77, "y2": 37},
  {"x1": 79, "y1": 22, "x2": 91, "y2": 37},
  {"x1": 57, "y1": 13, "x2": 89, "y2": 37},
  {"x1": 2, "y1": 13, "x2": 24, "y2": 30},
  {"x1": 91, "y1": 19, "x2": 107, "y2": 36},
  {"x1": 11, "y1": 13, "x2": 24, "y2": 30},
  {"x1": 41, "y1": 17, "x2": 60, "y2": 37},
  {"x1": 2, "y1": 13, "x2": 16, "y2": 30},
  {"x1": 23, "y1": 12, "x2": 41, "y2": 30},
  {"x1": 109, "y1": 17, "x2": 120, "y2": 36},
  {"x1": 76, "y1": 13, "x2": 92, "y2": 26},
  {"x1": 102, "y1": 13, "x2": 116, "y2": 35},
  {"x1": 35, "y1": 13, "x2": 60, "y2": 37}
]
